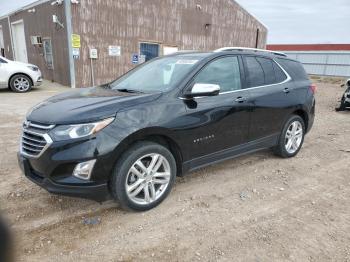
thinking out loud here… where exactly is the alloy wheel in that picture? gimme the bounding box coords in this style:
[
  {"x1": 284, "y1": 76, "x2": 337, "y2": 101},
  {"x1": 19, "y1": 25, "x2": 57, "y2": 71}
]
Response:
[
  {"x1": 13, "y1": 77, "x2": 30, "y2": 92},
  {"x1": 285, "y1": 120, "x2": 303, "y2": 154},
  {"x1": 125, "y1": 153, "x2": 171, "y2": 205}
]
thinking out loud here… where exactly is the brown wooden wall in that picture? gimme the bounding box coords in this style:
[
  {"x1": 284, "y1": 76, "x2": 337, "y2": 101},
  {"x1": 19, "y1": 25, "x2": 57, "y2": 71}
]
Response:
[
  {"x1": 71, "y1": 0, "x2": 267, "y2": 88},
  {"x1": 0, "y1": 2, "x2": 70, "y2": 86}
]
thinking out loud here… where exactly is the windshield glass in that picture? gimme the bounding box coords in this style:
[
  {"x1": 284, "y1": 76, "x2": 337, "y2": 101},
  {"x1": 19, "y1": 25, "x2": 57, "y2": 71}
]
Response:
[{"x1": 109, "y1": 56, "x2": 201, "y2": 92}]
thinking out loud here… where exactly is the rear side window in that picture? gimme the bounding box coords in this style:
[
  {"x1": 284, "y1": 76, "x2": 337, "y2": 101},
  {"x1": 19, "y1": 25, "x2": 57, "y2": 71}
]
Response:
[
  {"x1": 245, "y1": 57, "x2": 265, "y2": 87},
  {"x1": 256, "y1": 57, "x2": 276, "y2": 85},
  {"x1": 193, "y1": 56, "x2": 242, "y2": 93},
  {"x1": 276, "y1": 58, "x2": 309, "y2": 80},
  {"x1": 273, "y1": 61, "x2": 287, "y2": 82},
  {"x1": 245, "y1": 56, "x2": 288, "y2": 88}
]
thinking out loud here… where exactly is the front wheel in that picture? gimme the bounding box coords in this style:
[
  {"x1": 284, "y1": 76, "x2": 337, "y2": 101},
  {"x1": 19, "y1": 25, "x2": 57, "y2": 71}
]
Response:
[
  {"x1": 273, "y1": 115, "x2": 305, "y2": 158},
  {"x1": 110, "y1": 141, "x2": 176, "y2": 211},
  {"x1": 9, "y1": 74, "x2": 32, "y2": 93}
]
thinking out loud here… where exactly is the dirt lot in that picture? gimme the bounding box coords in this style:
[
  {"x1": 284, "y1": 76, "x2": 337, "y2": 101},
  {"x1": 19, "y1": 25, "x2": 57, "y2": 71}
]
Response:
[{"x1": 0, "y1": 82, "x2": 349, "y2": 262}]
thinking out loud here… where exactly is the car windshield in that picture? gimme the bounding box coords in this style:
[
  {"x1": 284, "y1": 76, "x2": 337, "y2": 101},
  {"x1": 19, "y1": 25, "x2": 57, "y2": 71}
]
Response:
[{"x1": 109, "y1": 56, "x2": 201, "y2": 92}]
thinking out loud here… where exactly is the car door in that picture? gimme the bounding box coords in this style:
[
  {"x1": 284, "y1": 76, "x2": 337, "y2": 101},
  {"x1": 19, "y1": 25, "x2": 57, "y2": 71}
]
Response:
[
  {"x1": 243, "y1": 55, "x2": 294, "y2": 141},
  {"x1": 180, "y1": 56, "x2": 251, "y2": 162}
]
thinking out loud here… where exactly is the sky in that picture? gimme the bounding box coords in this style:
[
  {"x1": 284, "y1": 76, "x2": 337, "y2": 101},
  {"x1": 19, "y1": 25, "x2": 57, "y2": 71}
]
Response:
[{"x1": 1, "y1": 0, "x2": 349, "y2": 44}]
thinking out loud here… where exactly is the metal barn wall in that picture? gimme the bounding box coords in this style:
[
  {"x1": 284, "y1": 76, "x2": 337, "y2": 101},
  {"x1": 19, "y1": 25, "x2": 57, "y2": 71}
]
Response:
[
  {"x1": 0, "y1": 2, "x2": 71, "y2": 86},
  {"x1": 284, "y1": 51, "x2": 350, "y2": 77},
  {"x1": 71, "y1": 0, "x2": 267, "y2": 88}
]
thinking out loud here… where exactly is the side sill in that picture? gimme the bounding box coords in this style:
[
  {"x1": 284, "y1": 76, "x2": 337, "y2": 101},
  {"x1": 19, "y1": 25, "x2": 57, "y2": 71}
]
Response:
[{"x1": 182, "y1": 133, "x2": 279, "y2": 173}]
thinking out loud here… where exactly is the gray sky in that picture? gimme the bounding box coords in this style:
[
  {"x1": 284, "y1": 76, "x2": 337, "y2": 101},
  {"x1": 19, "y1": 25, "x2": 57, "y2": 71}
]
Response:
[
  {"x1": 1, "y1": 0, "x2": 349, "y2": 44},
  {"x1": 237, "y1": 0, "x2": 350, "y2": 44}
]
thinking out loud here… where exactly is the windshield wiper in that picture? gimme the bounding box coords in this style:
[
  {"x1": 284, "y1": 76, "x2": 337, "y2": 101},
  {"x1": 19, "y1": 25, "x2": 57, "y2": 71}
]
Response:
[{"x1": 116, "y1": 88, "x2": 144, "y2": 93}]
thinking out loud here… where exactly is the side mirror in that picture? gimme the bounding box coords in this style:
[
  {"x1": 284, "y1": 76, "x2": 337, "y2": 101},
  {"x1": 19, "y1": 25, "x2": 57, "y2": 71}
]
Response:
[{"x1": 184, "y1": 83, "x2": 220, "y2": 98}]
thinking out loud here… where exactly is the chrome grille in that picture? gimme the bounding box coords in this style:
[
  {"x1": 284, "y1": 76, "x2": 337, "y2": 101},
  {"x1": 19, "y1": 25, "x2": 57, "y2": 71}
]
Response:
[{"x1": 21, "y1": 121, "x2": 54, "y2": 158}]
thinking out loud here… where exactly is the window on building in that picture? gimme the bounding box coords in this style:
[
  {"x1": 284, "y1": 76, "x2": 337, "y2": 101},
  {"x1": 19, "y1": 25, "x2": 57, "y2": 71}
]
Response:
[
  {"x1": 193, "y1": 56, "x2": 242, "y2": 93},
  {"x1": 140, "y1": 43, "x2": 160, "y2": 62}
]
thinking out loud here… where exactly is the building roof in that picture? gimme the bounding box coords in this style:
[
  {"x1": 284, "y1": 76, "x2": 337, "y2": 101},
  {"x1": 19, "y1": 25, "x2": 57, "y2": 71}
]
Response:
[
  {"x1": 267, "y1": 44, "x2": 350, "y2": 51},
  {"x1": 1, "y1": 0, "x2": 268, "y2": 32}
]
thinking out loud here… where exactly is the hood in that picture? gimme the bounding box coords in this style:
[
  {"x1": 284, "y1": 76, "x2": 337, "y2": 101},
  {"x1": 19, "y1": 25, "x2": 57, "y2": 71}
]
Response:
[
  {"x1": 27, "y1": 86, "x2": 162, "y2": 125},
  {"x1": 8, "y1": 59, "x2": 36, "y2": 68}
]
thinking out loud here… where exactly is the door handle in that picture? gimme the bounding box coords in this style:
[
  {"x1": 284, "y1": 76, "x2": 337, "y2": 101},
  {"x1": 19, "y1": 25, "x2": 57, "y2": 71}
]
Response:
[
  {"x1": 283, "y1": 88, "x2": 290, "y2": 94},
  {"x1": 235, "y1": 97, "x2": 247, "y2": 103}
]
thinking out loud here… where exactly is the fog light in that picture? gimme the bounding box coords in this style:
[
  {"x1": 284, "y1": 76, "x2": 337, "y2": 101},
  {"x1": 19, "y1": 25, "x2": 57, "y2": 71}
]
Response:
[{"x1": 73, "y1": 160, "x2": 96, "y2": 180}]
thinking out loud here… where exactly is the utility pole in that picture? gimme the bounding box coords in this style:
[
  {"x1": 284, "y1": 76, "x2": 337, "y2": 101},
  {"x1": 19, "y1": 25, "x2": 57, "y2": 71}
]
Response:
[{"x1": 64, "y1": 0, "x2": 76, "y2": 88}]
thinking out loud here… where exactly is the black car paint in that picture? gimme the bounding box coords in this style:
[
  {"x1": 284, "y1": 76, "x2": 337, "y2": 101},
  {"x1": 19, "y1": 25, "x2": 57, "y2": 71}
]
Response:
[{"x1": 19, "y1": 51, "x2": 315, "y2": 201}]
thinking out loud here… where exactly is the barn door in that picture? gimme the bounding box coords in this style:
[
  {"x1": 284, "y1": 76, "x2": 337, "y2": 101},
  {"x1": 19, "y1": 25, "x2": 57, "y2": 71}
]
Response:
[{"x1": 11, "y1": 21, "x2": 28, "y2": 63}]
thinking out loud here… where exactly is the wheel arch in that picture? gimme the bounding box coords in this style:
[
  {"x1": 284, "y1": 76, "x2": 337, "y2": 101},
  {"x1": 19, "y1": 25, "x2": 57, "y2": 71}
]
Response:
[
  {"x1": 292, "y1": 109, "x2": 309, "y2": 131},
  {"x1": 8, "y1": 73, "x2": 34, "y2": 88},
  {"x1": 111, "y1": 128, "x2": 184, "y2": 178}
]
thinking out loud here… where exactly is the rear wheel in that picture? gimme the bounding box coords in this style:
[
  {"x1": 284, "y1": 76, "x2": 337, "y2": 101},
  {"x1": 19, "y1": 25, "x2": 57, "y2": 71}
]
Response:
[
  {"x1": 273, "y1": 115, "x2": 305, "y2": 158},
  {"x1": 9, "y1": 74, "x2": 32, "y2": 93},
  {"x1": 110, "y1": 141, "x2": 176, "y2": 211}
]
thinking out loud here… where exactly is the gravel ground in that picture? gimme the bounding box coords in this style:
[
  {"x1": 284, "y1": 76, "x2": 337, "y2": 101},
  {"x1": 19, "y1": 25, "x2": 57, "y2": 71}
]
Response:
[{"x1": 0, "y1": 81, "x2": 349, "y2": 262}]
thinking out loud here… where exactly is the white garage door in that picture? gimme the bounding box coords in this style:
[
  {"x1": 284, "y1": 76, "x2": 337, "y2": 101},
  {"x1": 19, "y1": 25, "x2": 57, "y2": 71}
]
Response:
[{"x1": 11, "y1": 20, "x2": 28, "y2": 63}]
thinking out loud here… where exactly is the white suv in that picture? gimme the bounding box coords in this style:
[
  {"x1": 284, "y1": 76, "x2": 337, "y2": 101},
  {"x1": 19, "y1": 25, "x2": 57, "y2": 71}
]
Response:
[{"x1": 0, "y1": 56, "x2": 42, "y2": 92}]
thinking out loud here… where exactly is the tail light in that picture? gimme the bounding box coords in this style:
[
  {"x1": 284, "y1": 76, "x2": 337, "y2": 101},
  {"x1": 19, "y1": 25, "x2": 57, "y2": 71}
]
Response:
[{"x1": 310, "y1": 84, "x2": 317, "y2": 94}]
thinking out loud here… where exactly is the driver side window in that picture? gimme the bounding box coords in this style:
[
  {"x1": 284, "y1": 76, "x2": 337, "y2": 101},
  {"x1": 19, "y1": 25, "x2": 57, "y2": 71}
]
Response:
[{"x1": 193, "y1": 56, "x2": 242, "y2": 93}]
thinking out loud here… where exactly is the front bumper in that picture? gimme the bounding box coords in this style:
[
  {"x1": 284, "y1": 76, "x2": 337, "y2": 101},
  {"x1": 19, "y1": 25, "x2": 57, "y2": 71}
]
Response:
[
  {"x1": 18, "y1": 153, "x2": 110, "y2": 201},
  {"x1": 34, "y1": 76, "x2": 43, "y2": 86}
]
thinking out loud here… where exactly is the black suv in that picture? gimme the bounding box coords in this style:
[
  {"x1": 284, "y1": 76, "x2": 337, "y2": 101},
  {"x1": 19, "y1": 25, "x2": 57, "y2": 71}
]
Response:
[{"x1": 18, "y1": 48, "x2": 316, "y2": 211}]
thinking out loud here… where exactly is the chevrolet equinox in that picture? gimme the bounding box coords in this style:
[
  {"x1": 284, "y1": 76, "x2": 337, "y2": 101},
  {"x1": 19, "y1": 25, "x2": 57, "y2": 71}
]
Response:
[{"x1": 18, "y1": 48, "x2": 316, "y2": 211}]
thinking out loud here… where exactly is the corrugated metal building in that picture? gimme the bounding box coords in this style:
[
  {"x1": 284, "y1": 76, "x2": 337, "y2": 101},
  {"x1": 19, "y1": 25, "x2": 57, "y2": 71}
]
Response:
[
  {"x1": 267, "y1": 44, "x2": 350, "y2": 78},
  {"x1": 0, "y1": 0, "x2": 267, "y2": 88}
]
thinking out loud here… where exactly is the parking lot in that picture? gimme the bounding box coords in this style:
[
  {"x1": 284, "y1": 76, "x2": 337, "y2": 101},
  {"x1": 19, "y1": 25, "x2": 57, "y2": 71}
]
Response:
[{"x1": 0, "y1": 81, "x2": 349, "y2": 261}]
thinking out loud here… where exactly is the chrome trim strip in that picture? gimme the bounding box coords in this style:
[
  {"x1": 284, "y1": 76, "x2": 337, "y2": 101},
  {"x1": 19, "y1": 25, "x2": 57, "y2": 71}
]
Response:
[
  {"x1": 20, "y1": 133, "x2": 52, "y2": 159},
  {"x1": 23, "y1": 129, "x2": 46, "y2": 136},
  {"x1": 22, "y1": 134, "x2": 46, "y2": 144},
  {"x1": 178, "y1": 59, "x2": 292, "y2": 100},
  {"x1": 22, "y1": 145, "x2": 42, "y2": 152},
  {"x1": 214, "y1": 47, "x2": 287, "y2": 57},
  {"x1": 24, "y1": 120, "x2": 55, "y2": 130},
  {"x1": 22, "y1": 140, "x2": 45, "y2": 148},
  {"x1": 20, "y1": 121, "x2": 54, "y2": 159}
]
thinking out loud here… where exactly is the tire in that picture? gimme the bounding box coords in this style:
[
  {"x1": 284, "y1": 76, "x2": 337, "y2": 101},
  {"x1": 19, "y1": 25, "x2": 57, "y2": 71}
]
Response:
[
  {"x1": 336, "y1": 97, "x2": 346, "y2": 112},
  {"x1": 273, "y1": 115, "x2": 305, "y2": 158},
  {"x1": 110, "y1": 141, "x2": 176, "y2": 211},
  {"x1": 9, "y1": 74, "x2": 32, "y2": 93}
]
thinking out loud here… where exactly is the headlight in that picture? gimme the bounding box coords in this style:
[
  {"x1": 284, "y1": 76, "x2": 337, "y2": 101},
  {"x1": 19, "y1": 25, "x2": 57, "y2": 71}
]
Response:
[
  {"x1": 27, "y1": 66, "x2": 39, "y2": 71},
  {"x1": 50, "y1": 117, "x2": 114, "y2": 141}
]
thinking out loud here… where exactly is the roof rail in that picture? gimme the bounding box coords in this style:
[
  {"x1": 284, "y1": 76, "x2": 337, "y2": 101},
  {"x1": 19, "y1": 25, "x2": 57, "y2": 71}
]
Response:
[{"x1": 214, "y1": 47, "x2": 287, "y2": 57}]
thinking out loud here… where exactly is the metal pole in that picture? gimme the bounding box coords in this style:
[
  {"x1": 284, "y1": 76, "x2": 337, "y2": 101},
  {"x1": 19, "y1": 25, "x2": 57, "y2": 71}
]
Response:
[
  {"x1": 7, "y1": 16, "x2": 15, "y2": 59},
  {"x1": 90, "y1": 58, "x2": 95, "y2": 86},
  {"x1": 64, "y1": 0, "x2": 76, "y2": 88}
]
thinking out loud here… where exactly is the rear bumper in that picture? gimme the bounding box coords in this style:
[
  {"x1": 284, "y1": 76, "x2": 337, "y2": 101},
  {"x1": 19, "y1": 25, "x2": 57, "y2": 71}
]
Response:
[{"x1": 18, "y1": 153, "x2": 110, "y2": 202}]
